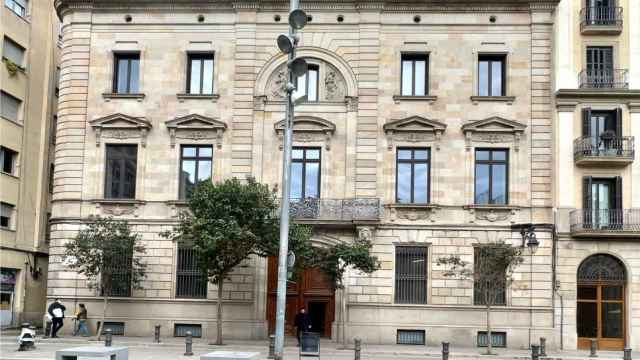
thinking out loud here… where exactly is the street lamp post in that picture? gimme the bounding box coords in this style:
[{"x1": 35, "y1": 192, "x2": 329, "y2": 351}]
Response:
[
  {"x1": 521, "y1": 226, "x2": 539, "y2": 349},
  {"x1": 274, "y1": 2, "x2": 308, "y2": 359}
]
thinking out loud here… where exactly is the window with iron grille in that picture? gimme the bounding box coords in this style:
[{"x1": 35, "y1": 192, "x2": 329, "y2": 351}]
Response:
[
  {"x1": 397, "y1": 329, "x2": 425, "y2": 345},
  {"x1": 187, "y1": 53, "x2": 214, "y2": 95},
  {"x1": 174, "y1": 324, "x2": 202, "y2": 338},
  {"x1": 176, "y1": 245, "x2": 208, "y2": 299},
  {"x1": 105, "y1": 145, "x2": 137, "y2": 199},
  {"x1": 102, "y1": 247, "x2": 133, "y2": 297},
  {"x1": 474, "y1": 246, "x2": 506, "y2": 306},
  {"x1": 477, "y1": 331, "x2": 507, "y2": 347},
  {"x1": 394, "y1": 246, "x2": 428, "y2": 304},
  {"x1": 179, "y1": 145, "x2": 212, "y2": 200},
  {"x1": 99, "y1": 321, "x2": 125, "y2": 335}
]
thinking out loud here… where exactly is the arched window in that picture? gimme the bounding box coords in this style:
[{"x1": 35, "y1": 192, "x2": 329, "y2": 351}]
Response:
[{"x1": 577, "y1": 254, "x2": 626, "y2": 282}]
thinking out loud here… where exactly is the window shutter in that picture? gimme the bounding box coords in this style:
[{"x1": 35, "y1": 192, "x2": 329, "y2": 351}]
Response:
[
  {"x1": 614, "y1": 176, "x2": 622, "y2": 210},
  {"x1": 583, "y1": 176, "x2": 593, "y2": 209},
  {"x1": 615, "y1": 108, "x2": 622, "y2": 138},
  {"x1": 582, "y1": 108, "x2": 591, "y2": 137}
]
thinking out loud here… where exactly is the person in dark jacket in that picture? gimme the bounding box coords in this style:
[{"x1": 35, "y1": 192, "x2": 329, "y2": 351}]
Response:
[
  {"x1": 294, "y1": 308, "x2": 311, "y2": 346},
  {"x1": 47, "y1": 298, "x2": 66, "y2": 338}
]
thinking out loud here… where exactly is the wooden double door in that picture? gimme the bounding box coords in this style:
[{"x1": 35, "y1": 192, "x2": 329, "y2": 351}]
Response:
[{"x1": 266, "y1": 257, "x2": 335, "y2": 338}]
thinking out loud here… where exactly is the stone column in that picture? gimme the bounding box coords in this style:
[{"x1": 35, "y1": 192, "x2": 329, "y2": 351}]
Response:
[
  {"x1": 629, "y1": 0, "x2": 640, "y2": 89},
  {"x1": 553, "y1": 0, "x2": 576, "y2": 91},
  {"x1": 630, "y1": 104, "x2": 640, "y2": 209}
]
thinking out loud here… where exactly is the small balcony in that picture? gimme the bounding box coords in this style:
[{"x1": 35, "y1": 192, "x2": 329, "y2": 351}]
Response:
[
  {"x1": 570, "y1": 209, "x2": 640, "y2": 238},
  {"x1": 288, "y1": 198, "x2": 381, "y2": 226},
  {"x1": 579, "y1": 69, "x2": 628, "y2": 89},
  {"x1": 580, "y1": 7, "x2": 623, "y2": 35},
  {"x1": 573, "y1": 135, "x2": 635, "y2": 165}
]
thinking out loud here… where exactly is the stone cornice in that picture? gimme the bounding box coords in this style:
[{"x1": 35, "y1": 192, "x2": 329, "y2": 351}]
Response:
[{"x1": 555, "y1": 89, "x2": 640, "y2": 103}]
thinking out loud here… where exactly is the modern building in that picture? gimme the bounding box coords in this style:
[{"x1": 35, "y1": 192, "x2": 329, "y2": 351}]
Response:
[
  {"x1": 553, "y1": 0, "x2": 640, "y2": 351},
  {"x1": 1, "y1": 0, "x2": 60, "y2": 327},
  {"x1": 49, "y1": 0, "x2": 561, "y2": 349}
]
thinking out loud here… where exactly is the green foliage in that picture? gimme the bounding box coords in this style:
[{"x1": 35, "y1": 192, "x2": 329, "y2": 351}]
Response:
[
  {"x1": 312, "y1": 239, "x2": 379, "y2": 288},
  {"x1": 64, "y1": 217, "x2": 147, "y2": 295},
  {"x1": 4, "y1": 59, "x2": 19, "y2": 77}
]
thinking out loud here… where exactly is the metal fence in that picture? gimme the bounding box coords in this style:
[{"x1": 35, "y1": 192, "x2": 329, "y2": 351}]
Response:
[
  {"x1": 176, "y1": 246, "x2": 208, "y2": 299},
  {"x1": 579, "y1": 69, "x2": 628, "y2": 89},
  {"x1": 287, "y1": 198, "x2": 381, "y2": 222},
  {"x1": 580, "y1": 6, "x2": 623, "y2": 27},
  {"x1": 570, "y1": 209, "x2": 640, "y2": 233},
  {"x1": 574, "y1": 136, "x2": 634, "y2": 160}
]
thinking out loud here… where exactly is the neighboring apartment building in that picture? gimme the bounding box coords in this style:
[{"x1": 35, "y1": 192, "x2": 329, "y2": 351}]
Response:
[
  {"x1": 553, "y1": 0, "x2": 639, "y2": 351},
  {"x1": 50, "y1": 0, "x2": 559, "y2": 349},
  {"x1": 1, "y1": 0, "x2": 60, "y2": 327}
]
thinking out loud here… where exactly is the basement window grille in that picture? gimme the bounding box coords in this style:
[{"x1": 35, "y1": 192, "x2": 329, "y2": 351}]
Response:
[
  {"x1": 174, "y1": 324, "x2": 202, "y2": 338},
  {"x1": 99, "y1": 321, "x2": 125, "y2": 335},
  {"x1": 477, "y1": 331, "x2": 507, "y2": 348},
  {"x1": 396, "y1": 329, "x2": 425, "y2": 345}
]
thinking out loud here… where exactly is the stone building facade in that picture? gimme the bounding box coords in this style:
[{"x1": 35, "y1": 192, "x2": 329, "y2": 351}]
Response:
[
  {"x1": 49, "y1": 0, "x2": 561, "y2": 349},
  {"x1": 553, "y1": 0, "x2": 640, "y2": 351},
  {"x1": 1, "y1": 0, "x2": 60, "y2": 327}
]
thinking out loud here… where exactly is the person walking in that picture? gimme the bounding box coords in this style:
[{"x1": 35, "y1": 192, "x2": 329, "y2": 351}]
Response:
[
  {"x1": 294, "y1": 308, "x2": 311, "y2": 346},
  {"x1": 47, "y1": 298, "x2": 66, "y2": 338},
  {"x1": 73, "y1": 304, "x2": 90, "y2": 337}
]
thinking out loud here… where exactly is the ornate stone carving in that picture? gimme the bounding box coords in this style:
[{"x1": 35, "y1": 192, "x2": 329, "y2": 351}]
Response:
[
  {"x1": 461, "y1": 116, "x2": 526, "y2": 152},
  {"x1": 165, "y1": 114, "x2": 227, "y2": 148},
  {"x1": 345, "y1": 96, "x2": 358, "y2": 112},
  {"x1": 357, "y1": 226, "x2": 373, "y2": 242},
  {"x1": 383, "y1": 116, "x2": 446, "y2": 151},
  {"x1": 102, "y1": 205, "x2": 136, "y2": 216},
  {"x1": 275, "y1": 116, "x2": 336, "y2": 151},
  {"x1": 266, "y1": 61, "x2": 348, "y2": 103},
  {"x1": 472, "y1": 133, "x2": 514, "y2": 144},
  {"x1": 94, "y1": 201, "x2": 141, "y2": 218},
  {"x1": 325, "y1": 68, "x2": 345, "y2": 100},
  {"x1": 269, "y1": 69, "x2": 287, "y2": 100},
  {"x1": 467, "y1": 206, "x2": 518, "y2": 224},
  {"x1": 90, "y1": 113, "x2": 152, "y2": 147},
  {"x1": 475, "y1": 210, "x2": 509, "y2": 222},
  {"x1": 102, "y1": 129, "x2": 140, "y2": 140},
  {"x1": 388, "y1": 205, "x2": 438, "y2": 223}
]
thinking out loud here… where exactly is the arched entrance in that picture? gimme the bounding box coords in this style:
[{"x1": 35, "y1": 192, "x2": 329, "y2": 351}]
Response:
[
  {"x1": 577, "y1": 254, "x2": 626, "y2": 350},
  {"x1": 266, "y1": 257, "x2": 335, "y2": 338}
]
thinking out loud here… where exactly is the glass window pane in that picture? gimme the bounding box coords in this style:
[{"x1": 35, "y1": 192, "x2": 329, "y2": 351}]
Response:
[
  {"x1": 3, "y1": 38, "x2": 25, "y2": 66},
  {"x1": 305, "y1": 163, "x2": 319, "y2": 198},
  {"x1": 401, "y1": 60, "x2": 413, "y2": 96},
  {"x1": 491, "y1": 61, "x2": 503, "y2": 96},
  {"x1": 493, "y1": 150, "x2": 506, "y2": 161},
  {"x1": 307, "y1": 69, "x2": 318, "y2": 101},
  {"x1": 414, "y1": 149, "x2": 429, "y2": 160},
  {"x1": 578, "y1": 286, "x2": 597, "y2": 300},
  {"x1": 291, "y1": 163, "x2": 303, "y2": 199},
  {"x1": 1, "y1": 92, "x2": 21, "y2": 121},
  {"x1": 202, "y1": 59, "x2": 214, "y2": 94},
  {"x1": 292, "y1": 149, "x2": 304, "y2": 159},
  {"x1": 601, "y1": 302, "x2": 623, "y2": 338},
  {"x1": 602, "y1": 286, "x2": 623, "y2": 300},
  {"x1": 116, "y1": 59, "x2": 129, "y2": 93},
  {"x1": 182, "y1": 147, "x2": 197, "y2": 157},
  {"x1": 198, "y1": 147, "x2": 212, "y2": 158},
  {"x1": 478, "y1": 61, "x2": 489, "y2": 96},
  {"x1": 197, "y1": 160, "x2": 212, "y2": 182},
  {"x1": 397, "y1": 163, "x2": 412, "y2": 203},
  {"x1": 414, "y1": 60, "x2": 426, "y2": 96},
  {"x1": 181, "y1": 159, "x2": 196, "y2": 198},
  {"x1": 123, "y1": 157, "x2": 137, "y2": 198},
  {"x1": 129, "y1": 58, "x2": 139, "y2": 93},
  {"x1": 413, "y1": 163, "x2": 428, "y2": 203},
  {"x1": 306, "y1": 149, "x2": 320, "y2": 160},
  {"x1": 189, "y1": 59, "x2": 202, "y2": 94},
  {"x1": 491, "y1": 164, "x2": 507, "y2": 204},
  {"x1": 294, "y1": 74, "x2": 306, "y2": 99},
  {"x1": 397, "y1": 150, "x2": 412, "y2": 160},
  {"x1": 476, "y1": 150, "x2": 490, "y2": 161},
  {"x1": 577, "y1": 302, "x2": 598, "y2": 337},
  {"x1": 475, "y1": 164, "x2": 490, "y2": 204}
]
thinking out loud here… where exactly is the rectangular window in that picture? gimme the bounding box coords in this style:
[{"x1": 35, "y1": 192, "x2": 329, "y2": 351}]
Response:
[
  {"x1": 98, "y1": 321, "x2": 125, "y2": 335},
  {"x1": 179, "y1": 145, "x2": 212, "y2": 199},
  {"x1": 397, "y1": 330, "x2": 426, "y2": 345},
  {"x1": 3, "y1": 37, "x2": 25, "y2": 67},
  {"x1": 477, "y1": 331, "x2": 507, "y2": 348},
  {"x1": 174, "y1": 324, "x2": 202, "y2": 338},
  {"x1": 103, "y1": 247, "x2": 133, "y2": 297},
  {"x1": 5, "y1": 0, "x2": 27, "y2": 17},
  {"x1": 1, "y1": 91, "x2": 22, "y2": 122},
  {"x1": 478, "y1": 55, "x2": 506, "y2": 96},
  {"x1": 293, "y1": 64, "x2": 319, "y2": 102},
  {"x1": 394, "y1": 246, "x2": 428, "y2": 304},
  {"x1": 401, "y1": 54, "x2": 428, "y2": 96},
  {"x1": 583, "y1": 176, "x2": 622, "y2": 229},
  {"x1": 396, "y1": 148, "x2": 430, "y2": 204},
  {"x1": 474, "y1": 246, "x2": 506, "y2": 306},
  {"x1": 0, "y1": 146, "x2": 17, "y2": 175},
  {"x1": 291, "y1": 147, "x2": 320, "y2": 199},
  {"x1": 105, "y1": 145, "x2": 137, "y2": 199},
  {"x1": 586, "y1": 46, "x2": 614, "y2": 87},
  {"x1": 113, "y1": 53, "x2": 140, "y2": 94},
  {"x1": 176, "y1": 245, "x2": 208, "y2": 299},
  {"x1": 475, "y1": 149, "x2": 508, "y2": 205},
  {"x1": 187, "y1": 53, "x2": 214, "y2": 95},
  {"x1": 0, "y1": 202, "x2": 15, "y2": 229}
]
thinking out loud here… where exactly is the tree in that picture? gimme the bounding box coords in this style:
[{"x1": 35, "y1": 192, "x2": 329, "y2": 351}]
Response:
[
  {"x1": 162, "y1": 178, "x2": 379, "y2": 345},
  {"x1": 64, "y1": 217, "x2": 147, "y2": 340},
  {"x1": 437, "y1": 241, "x2": 523, "y2": 355}
]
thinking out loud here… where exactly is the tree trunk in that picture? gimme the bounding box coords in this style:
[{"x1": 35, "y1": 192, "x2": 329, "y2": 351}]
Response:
[
  {"x1": 486, "y1": 304, "x2": 493, "y2": 355},
  {"x1": 215, "y1": 279, "x2": 223, "y2": 345},
  {"x1": 96, "y1": 294, "x2": 108, "y2": 341}
]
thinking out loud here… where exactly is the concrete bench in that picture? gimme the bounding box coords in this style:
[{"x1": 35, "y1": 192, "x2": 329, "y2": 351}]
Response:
[
  {"x1": 200, "y1": 351, "x2": 260, "y2": 360},
  {"x1": 55, "y1": 346, "x2": 129, "y2": 360}
]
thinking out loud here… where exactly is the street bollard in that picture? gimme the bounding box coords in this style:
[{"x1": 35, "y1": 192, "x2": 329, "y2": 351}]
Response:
[
  {"x1": 590, "y1": 339, "x2": 598, "y2": 358},
  {"x1": 154, "y1": 325, "x2": 161, "y2": 343},
  {"x1": 623, "y1": 348, "x2": 632, "y2": 360},
  {"x1": 442, "y1": 342, "x2": 450, "y2": 360},
  {"x1": 531, "y1": 344, "x2": 540, "y2": 360},
  {"x1": 540, "y1": 337, "x2": 547, "y2": 357},
  {"x1": 354, "y1": 338, "x2": 361, "y2": 360},
  {"x1": 104, "y1": 329, "x2": 112, "y2": 347},
  {"x1": 184, "y1": 331, "x2": 193, "y2": 356},
  {"x1": 268, "y1": 335, "x2": 276, "y2": 359}
]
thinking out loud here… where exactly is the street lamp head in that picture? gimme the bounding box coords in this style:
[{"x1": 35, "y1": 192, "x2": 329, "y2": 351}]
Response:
[
  {"x1": 289, "y1": 57, "x2": 308, "y2": 77},
  {"x1": 277, "y1": 34, "x2": 295, "y2": 54},
  {"x1": 289, "y1": 9, "x2": 308, "y2": 29},
  {"x1": 526, "y1": 232, "x2": 539, "y2": 254}
]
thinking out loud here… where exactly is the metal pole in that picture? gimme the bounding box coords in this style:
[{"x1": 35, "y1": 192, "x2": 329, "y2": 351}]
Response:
[
  {"x1": 104, "y1": 329, "x2": 112, "y2": 347},
  {"x1": 590, "y1": 339, "x2": 598, "y2": 358},
  {"x1": 540, "y1": 337, "x2": 546, "y2": 357},
  {"x1": 184, "y1": 331, "x2": 193, "y2": 356},
  {"x1": 354, "y1": 338, "x2": 361, "y2": 360},
  {"x1": 442, "y1": 342, "x2": 450, "y2": 360},
  {"x1": 623, "y1": 348, "x2": 632, "y2": 360},
  {"x1": 154, "y1": 324, "x2": 161, "y2": 343},
  {"x1": 268, "y1": 334, "x2": 276, "y2": 359},
  {"x1": 531, "y1": 344, "x2": 540, "y2": 360},
  {"x1": 274, "y1": 1, "x2": 299, "y2": 359}
]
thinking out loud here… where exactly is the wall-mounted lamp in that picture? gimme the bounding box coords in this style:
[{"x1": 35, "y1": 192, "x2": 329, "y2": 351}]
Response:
[{"x1": 520, "y1": 226, "x2": 539, "y2": 254}]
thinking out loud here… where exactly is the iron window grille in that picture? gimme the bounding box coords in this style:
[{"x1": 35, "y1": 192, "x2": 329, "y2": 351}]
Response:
[
  {"x1": 478, "y1": 54, "x2": 506, "y2": 96},
  {"x1": 179, "y1": 145, "x2": 213, "y2": 199},
  {"x1": 474, "y1": 149, "x2": 509, "y2": 205},
  {"x1": 473, "y1": 246, "x2": 506, "y2": 306},
  {"x1": 101, "y1": 247, "x2": 133, "y2": 297},
  {"x1": 174, "y1": 324, "x2": 202, "y2": 338},
  {"x1": 105, "y1": 145, "x2": 138, "y2": 199},
  {"x1": 396, "y1": 148, "x2": 430, "y2": 204},
  {"x1": 477, "y1": 331, "x2": 507, "y2": 347},
  {"x1": 186, "y1": 53, "x2": 214, "y2": 95},
  {"x1": 394, "y1": 246, "x2": 428, "y2": 304},
  {"x1": 113, "y1": 52, "x2": 140, "y2": 94},
  {"x1": 397, "y1": 330, "x2": 425, "y2": 345},
  {"x1": 176, "y1": 245, "x2": 208, "y2": 299},
  {"x1": 400, "y1": 53, "x2": 429, "y2": 96},
  {"x1": 99, "y1": 321, "x2": 125, "y2": 335}
]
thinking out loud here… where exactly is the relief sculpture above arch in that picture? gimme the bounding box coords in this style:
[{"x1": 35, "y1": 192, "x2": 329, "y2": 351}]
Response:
[{"x1": 266, "y1": 59, "x2": 346, "y2": 102}]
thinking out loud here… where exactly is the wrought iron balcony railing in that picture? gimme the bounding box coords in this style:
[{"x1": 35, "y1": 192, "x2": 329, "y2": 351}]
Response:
[
  {"x1": 579, "y1": 69, "x2": 628, "y2": 89},
  {"x1": 580, "y1": 6, "x2": 623, "y2": 27},
  {"x1": 570, "y1": 209, "x2": 640, "y2": 234},
  {"x1": 287, "y1": 198, "x2": 381, "y2": 223},
  {"x1": 573, "y1": 135, "x2": 635, "y2": 162}
]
